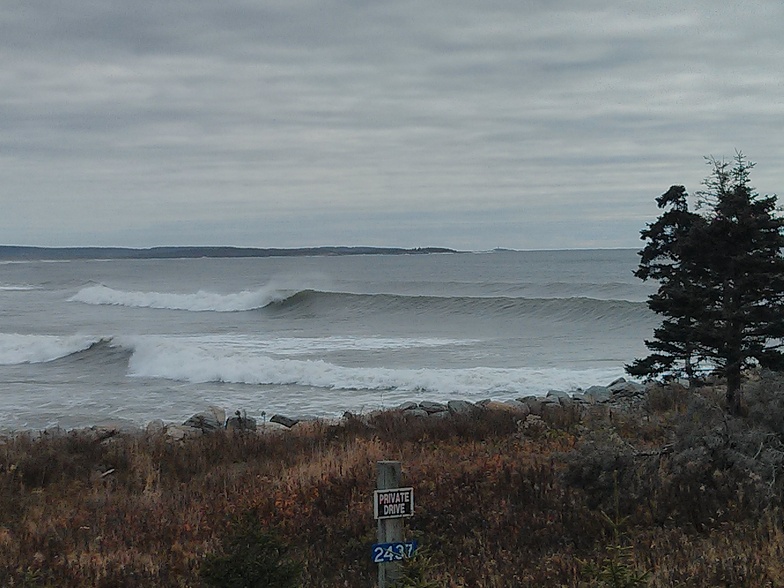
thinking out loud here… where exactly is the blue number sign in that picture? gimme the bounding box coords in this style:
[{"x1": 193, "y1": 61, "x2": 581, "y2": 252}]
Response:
[{"x1": 371, "y1": 540, "x2": 418, "y2": 564}]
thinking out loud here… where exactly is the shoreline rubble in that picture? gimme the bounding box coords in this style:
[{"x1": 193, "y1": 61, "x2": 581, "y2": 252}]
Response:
[{"x1": 1, "y1": 377, "x2": 651, "y2": 442}]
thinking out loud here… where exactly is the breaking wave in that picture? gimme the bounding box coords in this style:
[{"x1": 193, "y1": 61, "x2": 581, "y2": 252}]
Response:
[
  {"x1": 68, "y1": 284, "x2": 296, "y2": 312},
  {"x1": 0, "y1": 333, "x2": 105, "y2": 365},
  {"x1": 122, "y1": 336, "x2": 621, "y2": 397}
]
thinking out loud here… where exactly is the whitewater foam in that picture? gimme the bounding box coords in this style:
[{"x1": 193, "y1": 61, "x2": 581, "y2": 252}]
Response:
[
  {"x1": 0, "y1": 333, "x2": 102, "y2": 365},
  {"x1": 0, "y1": 285, "x2": 41, "y2": 291},
  {"x1": 123, "y1": 335, "x2": 621, "y2": 398},
  {"x1": 68, "y1": 284, "x2": 295, "y2": 312}
]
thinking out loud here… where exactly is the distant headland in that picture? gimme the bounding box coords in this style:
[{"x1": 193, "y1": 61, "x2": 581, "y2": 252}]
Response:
[{"x1": 0, "y1": 245, "x2": 458, "y2": 261}]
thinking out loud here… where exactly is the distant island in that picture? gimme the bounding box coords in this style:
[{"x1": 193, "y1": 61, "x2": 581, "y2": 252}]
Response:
[{"x1": 0, "y1": 245, "x2": 458, "y2": 261}]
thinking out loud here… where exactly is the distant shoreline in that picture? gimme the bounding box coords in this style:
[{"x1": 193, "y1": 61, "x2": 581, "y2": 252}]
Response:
[{"x1": 0, "y1": 245, "x2": 459, "y2": 261}]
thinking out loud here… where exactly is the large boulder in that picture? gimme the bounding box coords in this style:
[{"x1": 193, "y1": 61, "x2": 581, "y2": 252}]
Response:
[
  {"x1": 584, "y1": 385, "x2": 612, "y2": 403},
  {"x1": 546, "y1": 389, "x2": 574, "y2": 407},
  {"x1": 396, "y1": 401, "x2": 419, "y2": 411},
  {"x1": 183, "y1": 406, "x2": 225, "y2": 433},
  {"x1": 447, "y1": 400, "x2": 479, "y2": 415},
  {"x1": 608, "y1": 378, "x2": 645, "y2": 397},
  {"x1": 518, "y1": 396, "x2": 544, "y2": 416},
  {"x1": 165, "y1": 424, "x2": 202, "y2": 441},
  {"x1": 419, "y1": 401, "x2": 448, "y2": 415},
  {"x1": 226, "y1": 413, "x2": 258, "y2": 432}
]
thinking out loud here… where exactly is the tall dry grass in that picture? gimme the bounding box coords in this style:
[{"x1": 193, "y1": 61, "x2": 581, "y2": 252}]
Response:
[{"x1": 3, "y1": 375, "x2": 784, "y2": 586}]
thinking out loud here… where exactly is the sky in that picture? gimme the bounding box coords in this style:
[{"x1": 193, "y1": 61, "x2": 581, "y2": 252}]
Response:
[{"x1": 2, "y1": 1, "x2": 784, "y2": 251}]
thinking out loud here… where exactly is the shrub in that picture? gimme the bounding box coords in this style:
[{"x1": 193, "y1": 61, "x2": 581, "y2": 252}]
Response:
[{"x1": 200, "y1": 512, "x2": 301, "y2": 588}]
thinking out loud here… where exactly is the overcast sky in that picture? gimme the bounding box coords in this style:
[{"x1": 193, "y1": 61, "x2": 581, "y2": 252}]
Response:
[{"x1": 2, "y1": 1, "x2": 783, "y2": 250}]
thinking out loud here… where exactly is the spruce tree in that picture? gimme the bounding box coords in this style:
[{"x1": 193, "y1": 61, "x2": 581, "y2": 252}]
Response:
[
  {"x1": 628, "y1": 153, "x2": 784, "y2": 414},
  {"x1": 626, "y1": 185, "x2": 707, "y2": 385}
]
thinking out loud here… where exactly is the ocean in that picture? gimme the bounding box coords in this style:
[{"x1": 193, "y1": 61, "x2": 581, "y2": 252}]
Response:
[{"x1": 0, "y1": 249, "x2": 658, "y2": 432}]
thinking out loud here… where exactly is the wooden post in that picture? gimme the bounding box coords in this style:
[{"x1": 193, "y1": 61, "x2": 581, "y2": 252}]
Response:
[{"x1": 377, "y1": 461, "x2": 403, "y2": 588}]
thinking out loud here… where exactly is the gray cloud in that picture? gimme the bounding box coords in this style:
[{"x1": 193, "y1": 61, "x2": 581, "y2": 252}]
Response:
[{"x1": 2, "y1": 1, "x2": 783, "y2": 249}]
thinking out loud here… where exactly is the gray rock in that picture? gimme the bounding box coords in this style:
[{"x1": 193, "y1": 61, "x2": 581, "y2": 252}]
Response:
[
  {"x1": 183, "y1": 409, "x2": 223, "y2": 433},
  {"x1": 546, "y1": 389, "x2": 570, "y2": 401},
  {"x1": 146, "y1": 419, "x2": 165, "y2": 436},
  {"x1": 165, "y1": 424, "x2": 202, "y2": 441},
  {"x1": 419, "y1": 401, "x2": 448, "y2": 414},
  {"x1": 258, "y1": 421, "x2": 290, "y2": 432},
  {"x1": 447, "y1": 400, "x2": 479, "y2": 415},
  {"x1": 480, "y1": 400, "x2": 529, "y2": 414},
  {"x1": 270, "y1": 414, "x2": 299, "y2": 428},
  {"x1": 608, "y1": 377, "x2": 627, "y2": 387},
  {"x1": 226, "y1": 414, "x2": 258, "y2": 432},
  {"x1": 396, "y1": 401, "x2": 419, "y2": 411},
  {"x1": 42, "y1": 426, "x2": 67, "y2": 438},
  {"x1": 404, "y1": 408, "x2": 430, "y2": 418},
  {"x1": 546, "y1": 390, "x2": 574, "y2": 407},
  {"x1": 503, "y1": 399, "x2": 531, "y2": 414},
  {"x1": 542, "y1": 402, "x2": 565, "y2": 417},
  {"x1": 609, "y1": 380, "x2": 645, "y2": 397},
  {"x1": 584, "y1": 385, "x2": 612, "y2": 403},
  {"x1": 521, "y1": 397, "x2": 544, "y2": 416}
]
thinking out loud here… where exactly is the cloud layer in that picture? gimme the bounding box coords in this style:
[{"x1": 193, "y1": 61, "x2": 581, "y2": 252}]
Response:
[{"x1": 2, "y1": 1, "x2": 783, "y2": 249}]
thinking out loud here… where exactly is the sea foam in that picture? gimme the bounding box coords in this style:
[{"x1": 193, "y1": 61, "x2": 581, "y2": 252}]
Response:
[
  {"x1": 123, "y1": 336, "x2": 620, "y2": 399},
  {"x1": 0, "y1": 333, "x2": 101, "y2": 365},
  {"x1": 68, "y1": 284, "x2": 294, "y2": 312}
]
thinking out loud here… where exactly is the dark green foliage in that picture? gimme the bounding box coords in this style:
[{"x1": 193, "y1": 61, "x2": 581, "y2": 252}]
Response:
[
  {"x1": 200, "y1": 513, "x2": 301, "y2": 588},
  {"x1": 392, "y1": 550, "x2": 441, "y2": 588},
  {"x1": 628, "y1": 153, "x2": 784, "y2": 414},
  {"x1": 627, "y1": 184, "x2": 707, "y2": 385},
  {"x1": 580, "y1": 474, "x2": 651, "y2": 587}
]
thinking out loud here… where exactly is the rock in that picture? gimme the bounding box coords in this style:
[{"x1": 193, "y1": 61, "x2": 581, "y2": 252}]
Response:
[
  {"x1": 504, "y1": 399, "x2": 531, "y2": 413},
  {"x1": 258, "y1": 421, "x2": 290, "y2": 433},
  {"x1": 584, "y1": 385, "x2": 612, "y2": 403},
  {"x1": 546, "y1": 390, "x2": 574, "y2": 407},
  {"x1": 396, "y1": 401, "x2": 419, "y2": 411},
  {"x1": 520, "y1": 396, "x2": 544, "y2": 416},
  {"x1": 42, "y1": 426, "x2": 66, "y2": 438},
  {"x1": 183, "y1": 406, "x2": 225, "y2": 433},
  {"x1": 146, "y1": 419, "x2": 165, "y2": 436},
  {"x1": 404, "y1": 408, "x2": 430, "y2": 418},
  {"x1": 608, "y1": 377, "x2": 627, "y2": 387},
  {"x1": 447, "y1": 400, "x2": 479, "y2": 415},
  {"x1": 546, "y1": 389, "x2": 570, "y2": 401},
  {"x1": 419, "y1": 401, "x2": 448, "y2": 414},
  {"x1": 226, "y1": 414, "x2": 257, "y2": 432},
  {"x1": 609, "y1": 380, "x2": 645, "y2": 397},
  {"x1": 270, "y1": 414, "x2": 299, "y2": 428},
  {"x1": 165, "y1": 424, "x2": 202, "y2": 441},
  {"x1": 183, "y1": 413, "x2": 220, "y2": 432},
  {"x1": 481, "y1": 400, "x2": 530, "y2": 415}
]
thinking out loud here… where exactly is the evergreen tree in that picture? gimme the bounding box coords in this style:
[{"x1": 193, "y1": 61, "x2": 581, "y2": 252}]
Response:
[
  {"x1": 628, "y1": 154, "x2": 784, "y2": 414},
  {"x1": 626, "y1": 185, "x2": 707, "y2": 385}
]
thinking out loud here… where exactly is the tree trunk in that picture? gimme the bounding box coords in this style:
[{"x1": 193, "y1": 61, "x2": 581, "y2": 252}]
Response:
[{"x1": 725, "y1": 362, "x2": 743, "y2": 415}]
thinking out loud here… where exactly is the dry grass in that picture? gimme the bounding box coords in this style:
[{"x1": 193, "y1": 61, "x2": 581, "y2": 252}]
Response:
[{"x1": 3, "y1": 376, "x2": 784, "y2": 586}]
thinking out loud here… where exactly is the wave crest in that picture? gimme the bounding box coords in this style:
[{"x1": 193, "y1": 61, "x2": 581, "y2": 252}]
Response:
[
  {"x1": 0, "y1": 333, "x2": 104, "y2": 365},
  {"x1": 124, "y1": 336, "x2": 621, "y2": 396},
  {"x1": 68, "y1": 284, "x2": 297, "y2": 312}
]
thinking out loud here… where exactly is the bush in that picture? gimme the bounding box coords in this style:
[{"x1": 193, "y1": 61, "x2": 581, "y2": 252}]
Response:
[{"x1": 200, "y1": 512, "x2": 301, "y2": 588}]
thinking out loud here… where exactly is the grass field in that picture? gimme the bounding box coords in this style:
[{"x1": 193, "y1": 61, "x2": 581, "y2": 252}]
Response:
[{"x1": 3, "y1": 374, "x2": 784, "y2": 586}]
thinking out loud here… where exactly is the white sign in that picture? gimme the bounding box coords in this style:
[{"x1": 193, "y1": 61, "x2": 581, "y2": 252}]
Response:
[{"x1": 374, "y1": 487, "x2": 414, "y2": 519}]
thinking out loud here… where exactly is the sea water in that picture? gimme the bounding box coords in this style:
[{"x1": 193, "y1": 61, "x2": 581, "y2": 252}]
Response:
[{"x1": 0, "y1": 249, "x2": 657, "y2": 431}]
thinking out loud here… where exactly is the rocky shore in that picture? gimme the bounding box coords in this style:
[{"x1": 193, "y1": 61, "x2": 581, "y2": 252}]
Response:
[{"x1": 12, "y1": 377, "x2": 648, "y2": 442}]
